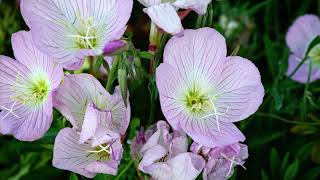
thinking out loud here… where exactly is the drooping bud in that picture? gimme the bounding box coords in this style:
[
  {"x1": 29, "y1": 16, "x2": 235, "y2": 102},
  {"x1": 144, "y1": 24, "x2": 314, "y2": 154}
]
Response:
[{"x1": 103, "y1": 40, "x2": 129, "y2": 56}]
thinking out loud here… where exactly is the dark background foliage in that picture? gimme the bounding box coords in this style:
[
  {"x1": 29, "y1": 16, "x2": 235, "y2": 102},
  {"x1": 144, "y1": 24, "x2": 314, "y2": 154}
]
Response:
[{"x1": 0, "y1": 0, "x2": 320, "y2": 179}]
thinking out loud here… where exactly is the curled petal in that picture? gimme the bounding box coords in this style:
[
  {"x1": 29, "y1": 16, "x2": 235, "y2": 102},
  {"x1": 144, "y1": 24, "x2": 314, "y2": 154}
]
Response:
[
  {"x1": 173, "y1": 0, "x2": 211, "y2": 15},
  {"x1": 144, "y1": 4, "x2": 184, "y2": 35}
]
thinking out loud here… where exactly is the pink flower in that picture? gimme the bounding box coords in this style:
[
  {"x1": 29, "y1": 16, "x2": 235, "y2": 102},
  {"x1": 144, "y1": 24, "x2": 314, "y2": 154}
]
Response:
[
  {"x1": 20, "y1": 0, "x2": 133, "y2": 70},
  {"x1": 0, "y1": 31, "x2": 63, "y2": 141},
  {"x1": 137, "y1": 121, "x2": 206, "y2": 180},
  {"x1": 191, "y1": 142, "x2": 248, "y2": 180},
  {"x1": 53, "y1": 74, "x2": 130, "y2": 135},
  {"x1": 53, "y1": 127, "x2": 123, "y2": 178},
  {"x1": 137, "y1": 0, "x2": 211, "y2": 35},
  {"x1": 286, "y1": 14, "x2": 320, "y2": 83},
  {"x1": 156, "y1": 28, "x2": 264, "y2": 147}
]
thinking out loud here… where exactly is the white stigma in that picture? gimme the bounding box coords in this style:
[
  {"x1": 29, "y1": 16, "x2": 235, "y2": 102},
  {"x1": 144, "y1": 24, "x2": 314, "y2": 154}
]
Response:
[
  {"x1": 1, "y1": 101, "x2": 20, "y2": 121},
  {"x1": 220, "y1": 152, "x2": 246, "y2": 177},
  {"x1": 87, "y1": 135, "x2": 113, "y2": 155},
  {"x1": 201, "y1": 95, "x2": 229, "y2": 132}
]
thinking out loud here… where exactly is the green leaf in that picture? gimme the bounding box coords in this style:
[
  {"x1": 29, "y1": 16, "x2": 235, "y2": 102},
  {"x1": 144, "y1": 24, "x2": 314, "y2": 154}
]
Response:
[
  {"x1": 284, "y1": 160, "x2": 299, "y2": 180},
  {"x1": 305, "y1": 167, "x2": 320, "y2": 180},
  {"x1": 296, "y1": 142, "x2": 313, "y2": 162},
  {"x1": 281, "y1": 152, "x2": 290, "y2": 173},
  {"x1": 69, "y1": 173, "x2": 78, "y2": 180},
  {"x1": 106, "y1": 56, "x2": 120, "y2": 92},
  {"x1": 118, "y1": 68, "x2": 128, "y2": 107},
  {"x1": 128, "y1": 117, "x2": 141, "y2": 139},
  {"x1": 95, "y1": 56, "x2": 104, "y2": 73},
  {"x1": 270, "y1": 148, "x2": 280, "y2": 178},
  {"x1": 261, "y1": 169, "x2": 269, "y2": 180},
  {"x1": 311, "y1": 142, "x2": 320, "y2": 164},
  {"x1": 271, "y1": 88, "x2": 284, "y2": 111},
  {"x1": 138, "y1": 51, "x2": 152, "y2": 59}
]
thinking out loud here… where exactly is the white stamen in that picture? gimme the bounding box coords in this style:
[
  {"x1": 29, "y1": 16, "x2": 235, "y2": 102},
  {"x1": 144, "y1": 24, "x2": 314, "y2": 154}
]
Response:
[
  {"x1": 87, "y1": 135, "x2": 113, "y2": 155},
  {"x1": 220, "y1": 152, "x2": 246, "y2": 177},
  {"x1": 1, "y1": 101, "x2": 20, "y2": 121},
  {"x1": 67, "y1": 24, "x2": 100, "y2": 49},
  {"x1": 201, "y1": 96, "x2": 229, "y2": 132}
]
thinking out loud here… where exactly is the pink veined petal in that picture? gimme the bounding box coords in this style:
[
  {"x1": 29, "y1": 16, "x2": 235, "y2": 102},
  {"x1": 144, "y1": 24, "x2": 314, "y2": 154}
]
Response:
[
  {"x1": 167, "y1": 152, "x2": 206, "y2": 180},
  {"x1": 11, "y1": 31, "x2": 63, "y2": 89},
  {"x1": 21, "y1": 0, "x2": 133, "y2": 70},
  {"x1": 163, "y1": 28, "x2": 227, "y2": 88},
  {"x1": 212, "y1": 56, "x2": 264, "y2": 123},
  {"x1": 52, "y1": 128, "x2": 97, "y2": 178},
  {"x1": 173, "y1": 0, "x2": 211, "y2": 15},
  {"x1": 286, "y1": 54, "x2": 320, "y2": 83},
  {"x1": 79, "y1": 103, "x2": 99, "y2": 144},
  {"x1": 53, "y1": 74, "x2": 110, "y2": 129},
  {"x1": 156, "y1": 63, "x2": 187, "y2": 130},
  {"x1": 0, "y1": 56, "x2": 30, "y2": 105},
  {"x1": 286, "y1": 14, "x2": 320, "y2": 58},
  {"x1": 85, "y1": 139, "x2": 123, "y2": 175},
  {"x1": 91, "y1": 126, "x2": 120, "y2": 147},
  {"x1": 144, "y1": 3, "x2": 184, "y2": 35},
  {"x1": 169, "y1": 132, "x2": 188, "y2": 157},
  {"x1": 138, "y1": 144, "x2": 168, "y2": 172},
  {"x1": 0, "y1": 94, "x2": 53, "y2": 141},
  {"x1": 143, "y1": 162, "x2": 172, "y2": 180},
  {"x1": 182, "y1": 120, "x2": 246, "y2": 148}
]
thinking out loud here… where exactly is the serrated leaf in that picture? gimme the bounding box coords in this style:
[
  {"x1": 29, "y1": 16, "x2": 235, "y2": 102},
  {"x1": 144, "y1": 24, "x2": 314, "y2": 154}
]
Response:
[
  {"x1": 118, "y1": 68, "x2": 128, "y2": 107},
  {"x1": 284, "y1": 160, "x2": 299, "y2": 180}
]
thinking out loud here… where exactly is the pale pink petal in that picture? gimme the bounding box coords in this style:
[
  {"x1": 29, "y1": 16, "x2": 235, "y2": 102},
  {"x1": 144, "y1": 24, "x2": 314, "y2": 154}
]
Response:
[
  {"x1": 137, "y1": 0, "x2": 161, "y2": 7},
  {"x1": 79, "y1": 103, "x2": 99, "y2": 144},
  {"x1": 286, "y1": 14, "x2": 320, "y2": 58},
  {"x1": 143, "y1": 162, "x2": 172, "y2": 180},
  {"x1": 52, "y1": 128, "x2": 97, "y2": 178},
  {"x1": 212, "y1": 56, "x2": 264, "y2": 123},
  {"x1": 138, "y1": 144, "x2": 168, "y2": 171},
  {"x1": 144, "y1": 4, "x2": 184, "y2": 35},
  {"x1": 167, "y1": 153, "x2": 205, "y2": 180},
  {"x1": 173, "y1": 0, "x2": 211, "y2": 15},
  {"x1": 286, "y1": 54, "x2": 320, "y2": 83}
]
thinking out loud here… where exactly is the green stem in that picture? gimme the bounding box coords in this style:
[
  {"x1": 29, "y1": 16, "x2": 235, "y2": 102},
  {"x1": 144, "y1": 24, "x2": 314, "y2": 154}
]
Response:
[
  {"x1": 256, "y1": 113, "x2": 320, "y2": 125},
  {"x1": 106, "y1": 56, "x2": 120, "y2": 92},
  {"x1": 301, "y1": 61, "x2": 313, "y2": 121},
  {"x1": 115, "y1": 160, "x2": 134, "y2": 180},
  {"x1": 287, "y1": 56, "x2": 308, "y2": 79}
]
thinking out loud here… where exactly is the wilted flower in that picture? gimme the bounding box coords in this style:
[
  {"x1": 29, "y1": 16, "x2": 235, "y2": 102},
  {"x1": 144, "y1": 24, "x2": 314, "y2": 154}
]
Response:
[
  {"x1": 53, "y1": 74, "x2": 131, "y2": 135},
  {"x1": 20, "y1": 0, "x2": 133, "y2": 70},
  {"x1": 191, "y1": 142, "x2": 248, "y2": 180},
  {"x1": 286, "y1": 14, "x2": 320, "y2": 83},
  {"x1": 137, "y1": 0, "x2": 211, "y2": 35},
  {"x1": 0, "y1": 31, "x2": 63, "y2": 141},
  {"x1": 156, "y1": 28, "x2": 264, "y2": 147},
  {"x1": 53, "y1": 127, "x2": 123, "y2": 178},
  {"x1": 138, "y1": 121, "x2": 205, "y2": 180}
]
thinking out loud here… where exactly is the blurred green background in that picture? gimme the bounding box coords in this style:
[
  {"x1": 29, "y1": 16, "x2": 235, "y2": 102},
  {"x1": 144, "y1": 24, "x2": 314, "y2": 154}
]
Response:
[{"x1": 1, "y1": 0, "x2": 320, "y2": 179}]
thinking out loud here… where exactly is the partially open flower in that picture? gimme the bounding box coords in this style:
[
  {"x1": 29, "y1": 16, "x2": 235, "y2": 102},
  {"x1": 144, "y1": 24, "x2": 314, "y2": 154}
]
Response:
[
  {"x1": 53, "y1": 74, "x2": 131, "y2": 135},
  {"x1": 156, "y1": 28, "x2": 264, "y2": 147},
  {"x1": 286, "y1": 14, "x2": 320, "y2": 83},
  {"x1": 137, "y1": 0, "x2": 211, "y2": 35},
  {"x1": 53, "y1": 127, "x2": 123, "y2": 178},
  {"x1": 20, "y1": 0, "x2": 133, "y2": 70},
  {"x1": 137, "y1": 121, "x2": 205, "y2": 180},
  {"x1": 0, "y1": 31, "x2": 63, "y2": 141},
  {"x1": 191, "y1": 142, "x2": 248, "y2": 180}
]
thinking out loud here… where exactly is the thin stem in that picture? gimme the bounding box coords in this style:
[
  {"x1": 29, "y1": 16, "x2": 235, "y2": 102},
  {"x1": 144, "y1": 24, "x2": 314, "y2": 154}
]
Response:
[
  {"x1": 115, "y1": 160, "x2": 134, "y2": 180},
  {"x1": 256, "y1": 112, "x2": 320, "y2": 125},
  {"x1": 288, "y1": 56, "x2": 308, "y2": 79}
]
